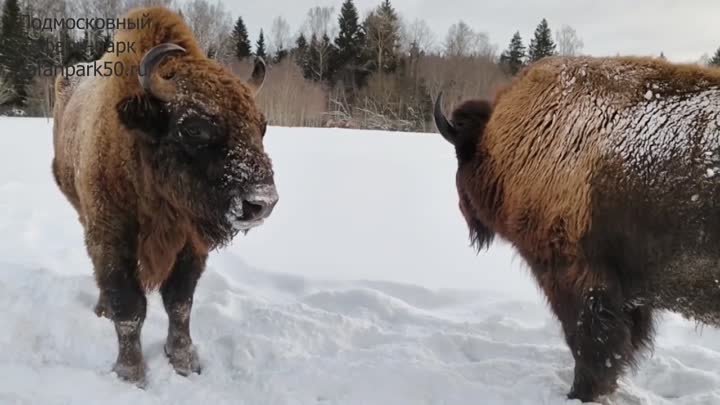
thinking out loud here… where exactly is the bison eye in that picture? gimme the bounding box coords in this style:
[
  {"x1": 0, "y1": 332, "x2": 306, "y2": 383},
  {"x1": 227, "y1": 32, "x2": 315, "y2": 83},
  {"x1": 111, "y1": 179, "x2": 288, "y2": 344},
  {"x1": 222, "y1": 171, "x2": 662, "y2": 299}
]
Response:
[{"x1": 180, "y1": 124, "x2": 212, "y2": 144}]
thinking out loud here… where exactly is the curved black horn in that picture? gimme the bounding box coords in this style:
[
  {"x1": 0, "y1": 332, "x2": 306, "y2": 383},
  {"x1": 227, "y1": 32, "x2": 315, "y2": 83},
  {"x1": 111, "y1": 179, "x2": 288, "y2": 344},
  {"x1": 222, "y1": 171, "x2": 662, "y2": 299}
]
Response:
[
  {"x1": 139, "y1": 43, "x2": 187, "y2": 101},
  {"x1": 434, "y1": 92, "x2": 458, "y2": 145},
  {"x1": 247, "y1": 57, "x2": 266, "y2": 97}
]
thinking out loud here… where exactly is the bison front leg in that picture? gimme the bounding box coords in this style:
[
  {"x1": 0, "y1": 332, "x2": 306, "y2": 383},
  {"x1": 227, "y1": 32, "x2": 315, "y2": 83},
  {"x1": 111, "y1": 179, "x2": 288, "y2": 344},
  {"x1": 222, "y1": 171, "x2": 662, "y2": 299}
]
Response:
[
  {"x1": 160, "y1": 244, "x2": 206, "y2": 376},
  {"x1": 87, "y1": 228, "x2": 147, "y2": 387},
  {"x1": 541, "y1": 263, "x2": 638, "y2": 402}
]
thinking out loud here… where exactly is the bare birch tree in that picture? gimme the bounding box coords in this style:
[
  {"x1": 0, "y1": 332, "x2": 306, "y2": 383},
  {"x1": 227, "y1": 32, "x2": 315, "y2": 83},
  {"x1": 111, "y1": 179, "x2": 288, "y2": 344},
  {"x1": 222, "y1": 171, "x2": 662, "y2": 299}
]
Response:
[
  {"x1": 364, "y1": 1, "x2": 400, "y2": 74},
  {"x1": 303, "y1": 6, "x2": 336, "y2": 38},
  {"x1": 301, "y1": 7, "x2": 336, "y2": 81},
  {"x1": 269, "y1": 16, "x2": 291, "y2": 60},
  {"x1": 443, "y1": 21, "x2": 495, "y2": 58},
  {"x1": 402, "y1": 18, "x2": 434, "y2": 53},
  {"x1": 555, "y1": 24, "x2": 584, "y2": 56},
  {"x1": 182, "y1": 0, "x2": 232, "y2": 60}
]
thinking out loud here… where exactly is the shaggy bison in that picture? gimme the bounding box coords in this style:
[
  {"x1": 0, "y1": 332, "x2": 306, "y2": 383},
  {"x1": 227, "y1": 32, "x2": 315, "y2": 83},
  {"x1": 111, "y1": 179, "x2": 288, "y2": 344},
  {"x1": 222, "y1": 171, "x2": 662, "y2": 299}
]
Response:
[
  {"x1": 434, "y1": 56, "x2": 720, "y2": 401},
  {"x1": 52, "y1": 7, "x2": 277, "y2": 385}
]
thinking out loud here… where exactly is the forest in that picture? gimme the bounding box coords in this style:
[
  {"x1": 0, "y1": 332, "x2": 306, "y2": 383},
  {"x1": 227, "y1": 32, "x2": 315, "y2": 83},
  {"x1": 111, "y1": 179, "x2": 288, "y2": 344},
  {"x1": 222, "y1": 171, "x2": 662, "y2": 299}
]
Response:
[{"x1": 1, "y1": 0, "x2": 720, "y2": 131}]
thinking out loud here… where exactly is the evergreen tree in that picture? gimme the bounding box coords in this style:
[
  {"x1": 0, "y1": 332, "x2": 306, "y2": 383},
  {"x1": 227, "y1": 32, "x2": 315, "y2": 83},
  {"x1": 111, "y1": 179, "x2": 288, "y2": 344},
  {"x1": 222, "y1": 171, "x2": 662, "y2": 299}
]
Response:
[
  {"x1": 333, "y1": 0, "x2": 368, "y2": 92},
  {"x1": 232, "y1": 16, "x2": 252, "y2": 60},
  {"x1": 364, "y1": 0, "x2": 400, "y2": 74},
  {"x1": 98, "y1": 32, "x2": 112, "y2": 60},
  {"x1": 303, "y1": 33, "x2": 337, "y2": 82},
  {"x1": 294, "y1": 33, "x2": 308, "y2": 59},
  {"x1": 334, "y1": 0, "x2": 364, "y2": 68},
  {"x1": 301, "y1": 34, "x2": 318, "y2": 80},
  {"x1": 294, "y1": 33, "x2": 309, "y2": 75},
  {"x1": 320, "y1": 33, "x2": 338, "y2": 81},
  {"x1": 499, "y1": 31, "x2": 526, "y2": 75},
  {"x1": 711, "y1": 47, "x2": 720, "y2": 66},
  {"x1": 58, "y1": 28, "x2": 84, "y2": 66},
  {"x1": 0, "y1": 0, "x2": 31, "y2": 106},
  {"x1": 255, "y1": 29, "x2": 266, "y2": 59},
  {"x1": 274, "y1": 49, "x2": 288, "y2": 64},
  {"x1": 528, "y1": 18, "x2": 556, "y2": 63},
  {"x1": 80, "y1": 30, "x2": 112, "y2": 62}
]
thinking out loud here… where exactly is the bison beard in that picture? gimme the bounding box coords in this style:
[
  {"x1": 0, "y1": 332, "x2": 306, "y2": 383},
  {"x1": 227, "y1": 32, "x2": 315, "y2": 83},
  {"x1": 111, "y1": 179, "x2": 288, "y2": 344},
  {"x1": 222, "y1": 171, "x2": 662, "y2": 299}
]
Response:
[
  {"x1": 51, "y1": 7, "x2": 277, "y2": 386},
  {"x1": 435, "y1": 56, "x2": 720, "y2": 402}
]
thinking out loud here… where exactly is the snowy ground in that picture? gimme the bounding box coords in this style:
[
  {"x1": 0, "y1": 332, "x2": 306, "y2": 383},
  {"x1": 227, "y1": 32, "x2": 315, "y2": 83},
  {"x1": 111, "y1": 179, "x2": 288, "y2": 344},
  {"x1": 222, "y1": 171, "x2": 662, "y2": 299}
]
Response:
[{"x1": 1, "y1": 118, "x2": 719, "y2": 405}]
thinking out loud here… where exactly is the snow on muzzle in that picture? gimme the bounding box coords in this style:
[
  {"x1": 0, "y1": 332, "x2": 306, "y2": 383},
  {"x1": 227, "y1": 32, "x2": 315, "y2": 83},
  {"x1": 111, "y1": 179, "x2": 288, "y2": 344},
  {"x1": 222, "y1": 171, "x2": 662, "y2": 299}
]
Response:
[{"x1": 227, "y1": 183, "x2": 279, "y2": 231}]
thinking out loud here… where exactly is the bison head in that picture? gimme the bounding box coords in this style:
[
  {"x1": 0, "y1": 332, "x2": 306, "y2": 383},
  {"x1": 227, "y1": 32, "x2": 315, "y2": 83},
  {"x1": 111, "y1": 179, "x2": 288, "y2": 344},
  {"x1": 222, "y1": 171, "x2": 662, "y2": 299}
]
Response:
[
  {"x1": 118, "y1": 43, "x2": 278, "y2": 245},
  {"x1": 434, "y1": 92, "x2": 495, "y2": 251}
]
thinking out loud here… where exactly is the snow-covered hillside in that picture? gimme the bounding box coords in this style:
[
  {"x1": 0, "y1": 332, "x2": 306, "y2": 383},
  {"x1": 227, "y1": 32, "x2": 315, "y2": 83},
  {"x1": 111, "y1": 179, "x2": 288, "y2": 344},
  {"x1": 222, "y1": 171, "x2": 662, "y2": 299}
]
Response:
[{"x1": 1, "y1": 118, "x2": 719, "y2": 405}]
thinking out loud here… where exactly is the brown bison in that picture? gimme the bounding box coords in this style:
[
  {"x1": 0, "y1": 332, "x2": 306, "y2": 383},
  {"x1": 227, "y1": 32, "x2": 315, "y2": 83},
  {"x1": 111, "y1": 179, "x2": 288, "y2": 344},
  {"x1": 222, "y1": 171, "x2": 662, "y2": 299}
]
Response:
[
  {"x1": 434, "y1": 56, "x2": 720, "y2": 402},
  {"x1": 52, "y1": 7, "x2": 278, "y2": 386}
]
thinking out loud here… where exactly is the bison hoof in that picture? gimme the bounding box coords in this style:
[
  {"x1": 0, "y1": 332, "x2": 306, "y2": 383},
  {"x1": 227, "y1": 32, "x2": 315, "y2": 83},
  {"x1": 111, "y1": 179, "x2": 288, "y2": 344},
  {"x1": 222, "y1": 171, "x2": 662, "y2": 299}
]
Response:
[
  {"x1": 568, "y1": 377, "x2": 614, "y2": 403},
  {"x1": 164, "y1": 343, "x2": 201, "y2": 376},
  {"x1": 112, "y1": 361, "x2": 147, "y2": 388},
  {"x1": 567, "y1": 387, "x2": 593, "y2": 403}
]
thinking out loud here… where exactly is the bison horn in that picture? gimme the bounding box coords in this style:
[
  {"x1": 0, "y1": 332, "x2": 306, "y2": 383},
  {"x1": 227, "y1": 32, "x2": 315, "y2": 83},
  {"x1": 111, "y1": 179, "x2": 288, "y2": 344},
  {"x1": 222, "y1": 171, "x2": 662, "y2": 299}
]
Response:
[
  {"x1": 247, "y1": 57, "x2": 266, "y2": 97},
  {"x1": 434, "y1": 92, "x2": 458, "y2": 145},
  {"x1": 139, "y1": 43, "x2": 187, "y2": 102}
]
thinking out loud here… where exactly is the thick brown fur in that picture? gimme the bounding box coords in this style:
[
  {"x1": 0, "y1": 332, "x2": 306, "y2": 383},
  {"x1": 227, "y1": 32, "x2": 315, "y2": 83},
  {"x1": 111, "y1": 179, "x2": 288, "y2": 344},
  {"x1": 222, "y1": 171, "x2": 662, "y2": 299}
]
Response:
[
  {"x1": 444, "y1": 55, "x2": 720, "y2": 401},
  {"x1": 52, "y1": 6, "x2": 275, "y2": 384}
]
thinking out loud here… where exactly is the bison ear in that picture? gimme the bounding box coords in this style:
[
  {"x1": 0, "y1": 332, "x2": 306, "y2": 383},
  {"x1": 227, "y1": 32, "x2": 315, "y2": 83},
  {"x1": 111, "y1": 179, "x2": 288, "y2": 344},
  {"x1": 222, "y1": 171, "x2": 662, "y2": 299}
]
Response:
[
  {"x1": 116, "y1": 95, "x2": 170, "y2": 142},
  {"x1": 246, "y1": 57, "x2": 266, "y2": 97}
]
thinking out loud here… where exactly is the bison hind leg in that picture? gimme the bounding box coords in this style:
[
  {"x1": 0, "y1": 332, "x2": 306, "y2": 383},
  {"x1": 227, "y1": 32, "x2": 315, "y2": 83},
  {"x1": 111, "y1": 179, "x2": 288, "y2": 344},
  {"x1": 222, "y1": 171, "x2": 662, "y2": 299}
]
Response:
[
  {"x1": 567, "y1": 294, "x2": 655, "y2": 402},
  {"x1": 566, "y1": 288, "x2": 635, "y2": 401},
  {"x1": 542, "y1": 262, "x2": 654, "y2": 402}
]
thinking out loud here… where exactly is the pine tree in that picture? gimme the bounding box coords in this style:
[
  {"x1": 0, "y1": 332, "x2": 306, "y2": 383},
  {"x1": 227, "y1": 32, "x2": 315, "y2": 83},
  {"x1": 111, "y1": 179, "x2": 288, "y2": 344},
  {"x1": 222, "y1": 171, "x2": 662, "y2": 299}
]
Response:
[
  {"x1": 499, "y1": 31, "x2": 526, "y2": 75},
  {"x1": 363, "y1": 0, "x2": 400, "y2": 75},
  {"x1": 333, "y1": 0, "x2": 368, "y2": 94},
  {"x1": 303, "y1": 33, "x2": 337, "y2": 82},
  {"x1": 321, "y1": 33, "x2": 338, "y2": 81},
  {"x1": 334, "y1": 0, "x2": 364, "y2": 68},
  {"x1": 294, "y1": 33, "x2": 308, "y2": 59},
  {"x1": 294, "y1": 34, "x2": 309, "y2": 75},
  {"x1": 81, "y1": 28, "x2": 107, "y2": 62},
  {"x1": 58, "y1": 28, "x2": 84, "y2": 66},
  {"x1": 232, "y1": 16, "x2": 252, "y2": 60},
  {"x1": 528, "y1": 18, "x2": 556, "y2": 63},
  {"x1": 711, "y1": 47, "x2": 720, "y2": 66},
  {"x1": 255, "y1": 29, "x2": 266, "y2": 59},
  {"x1": 274, "y1": 49, "x2": 288, "y2": 64},
  {"x1": 301, "y1": 34, "x2": 318, "y2": 80},
  {"x1": 0, "y1": 0, "x2": 31, "y2": 106}
]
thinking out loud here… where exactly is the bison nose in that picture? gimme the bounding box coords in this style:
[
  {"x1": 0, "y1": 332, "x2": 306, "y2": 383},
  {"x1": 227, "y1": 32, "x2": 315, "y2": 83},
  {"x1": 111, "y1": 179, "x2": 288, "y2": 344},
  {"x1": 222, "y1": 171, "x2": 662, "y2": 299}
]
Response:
[{"x1": 231, "y1": 184, "x2": 278, "y2": 229}]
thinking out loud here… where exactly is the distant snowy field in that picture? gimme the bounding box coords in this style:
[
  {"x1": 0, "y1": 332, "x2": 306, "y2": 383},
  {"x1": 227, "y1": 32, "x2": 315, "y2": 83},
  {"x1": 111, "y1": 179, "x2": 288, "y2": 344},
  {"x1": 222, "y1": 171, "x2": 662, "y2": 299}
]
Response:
[{"x1": 1, "y1": 118, "x2": 719, "y2": 405}]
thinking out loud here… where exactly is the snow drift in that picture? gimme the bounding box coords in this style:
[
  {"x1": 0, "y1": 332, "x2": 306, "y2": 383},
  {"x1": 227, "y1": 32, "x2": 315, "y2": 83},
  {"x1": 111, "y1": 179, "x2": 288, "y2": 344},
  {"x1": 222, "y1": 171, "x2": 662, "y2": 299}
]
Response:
[{"x1": 0, "y1": 118, "x2": 719, "y2": 404}]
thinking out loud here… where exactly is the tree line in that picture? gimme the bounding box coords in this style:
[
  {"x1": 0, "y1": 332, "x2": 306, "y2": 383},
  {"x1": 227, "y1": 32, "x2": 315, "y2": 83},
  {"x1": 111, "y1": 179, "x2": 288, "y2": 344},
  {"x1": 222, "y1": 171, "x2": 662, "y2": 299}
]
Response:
[{"x1": 1, "y1": 0, "x2": 719, "y2": 131}]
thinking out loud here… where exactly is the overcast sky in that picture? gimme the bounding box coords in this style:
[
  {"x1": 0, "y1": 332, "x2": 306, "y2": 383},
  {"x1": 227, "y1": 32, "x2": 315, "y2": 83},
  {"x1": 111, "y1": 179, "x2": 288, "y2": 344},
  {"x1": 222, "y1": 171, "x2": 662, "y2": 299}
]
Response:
[{"x1": 227, "y1": 0, "x2": 720, "y2": 63}]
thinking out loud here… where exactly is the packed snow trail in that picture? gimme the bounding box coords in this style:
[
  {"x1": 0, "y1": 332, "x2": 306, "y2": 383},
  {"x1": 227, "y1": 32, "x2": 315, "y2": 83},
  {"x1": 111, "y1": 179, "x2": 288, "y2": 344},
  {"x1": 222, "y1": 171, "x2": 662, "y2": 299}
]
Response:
[{"x1": 1, "y1": 118, "x2": 719, "y2": 404}]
